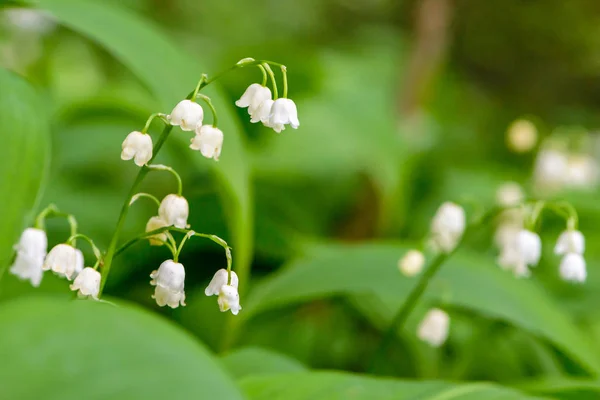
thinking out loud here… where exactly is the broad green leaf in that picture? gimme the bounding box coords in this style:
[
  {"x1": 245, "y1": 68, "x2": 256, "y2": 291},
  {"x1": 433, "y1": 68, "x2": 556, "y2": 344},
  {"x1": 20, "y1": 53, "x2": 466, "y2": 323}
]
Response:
[
  {"x1": 518, "y1": 378, "x2": 600, "y2": 400},
  {"x1": 244, "y1": 243, "x2": 600, "y2": 374},
  {"x1": 0, "y1": 296, "x2": 243, "y2": 399},
  {"x1": 0, "y1": 68, "x2": 50, "y2": 277},
  {"x1": 240, "y1": 371, "x2": 543, "y2": 400},
  {"x1": 221, "y1": 346, "x2": 307, "y2": 380}
]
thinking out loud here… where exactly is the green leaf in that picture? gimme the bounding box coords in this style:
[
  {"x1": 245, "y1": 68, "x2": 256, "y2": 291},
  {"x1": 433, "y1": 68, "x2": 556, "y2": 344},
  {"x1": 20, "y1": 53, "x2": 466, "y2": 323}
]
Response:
[
  {"x1": 0, "y1": 68, "x2": 50, "y2": 277},
  {"x1": 240, "y1": 371, "x2": 543, "y2": 400},
  {"x1": 221, "y1": 346, "x2": 307, "y2": 380},
  {"x1": 0, "y1": 296, "x2": 243, "y2": 399},
  {"x1": 244, "y1": 243, "x2": 600, "y2": 374},
  {"x1": 518, "y1": 378, "x2": 600, "y2": 400}
]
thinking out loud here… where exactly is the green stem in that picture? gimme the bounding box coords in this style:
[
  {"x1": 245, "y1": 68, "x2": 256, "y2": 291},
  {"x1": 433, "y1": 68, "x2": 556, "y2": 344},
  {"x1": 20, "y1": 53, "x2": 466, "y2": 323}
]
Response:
[
  {"x1": 263, "y1": 63, "x2": 278, "y2": 99},
  {"x1": 281, "y1": 65, "x2": 288, "y2": 98},
  {"x1": 174, "y1": 230, "x2": 195, "y2": 262},
  {"x1": 258, "y1": 64, "x2": 268, "y2": 86},
  {"x1": 195, "y1": 94, "x2": 219, "y2": 127},
  {"x1": 142, "y1": 113, "x2": 168, "y2": 134},
  {"x1": 129, "y1": 192, "x2": 161, "y2": 207},
  {"x1": 66, "y1": 233, "x2": 102, "y2": 261},
  {"x1": 147, "y1": 164, "x2": 183, "y2": 196}
]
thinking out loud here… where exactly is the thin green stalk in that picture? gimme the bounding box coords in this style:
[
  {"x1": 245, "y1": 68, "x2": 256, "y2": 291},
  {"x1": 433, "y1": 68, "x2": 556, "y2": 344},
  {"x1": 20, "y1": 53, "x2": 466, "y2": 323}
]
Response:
[
  {"x1": 142, "y1": 113, "x2": 168, "y2": 133},
  {"x1": 129, "y1": 192, "x2": 161, "y2": 207},
  {"x1": 281, "y1": 65, "x2": 288, "y2": 98},
  {"x1": 147, "y1": 164, "x2": 183, "y2": 196},
  {"x1": 262, "y1": 63, "x2": 278, "y2": 99},
  {"x1": 196, "y1": 94, "x2": 219, "y2": 127},
  {"x1": 66, "y1": 233, "x2": 102, "y2": 261},
  {"x1": 258, "y1": 64, "x2": 268, "y2": 86}
]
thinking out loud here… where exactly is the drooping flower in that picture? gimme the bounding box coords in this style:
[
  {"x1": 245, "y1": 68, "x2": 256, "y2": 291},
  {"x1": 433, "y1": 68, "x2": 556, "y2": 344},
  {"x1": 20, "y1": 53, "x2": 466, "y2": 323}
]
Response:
[
  {"x1": 250, "y1": 99, "x2": 274, "y2": 124},
  {"x1": 218, "y1": 285, "x2": 242, "y2": 315},
  {"x1": 417, "y1": 308, "x2": 450, "y2": 347},
  {"x1": 533, "y1": 148, "x2": 569, "y2": 192},
  {"x1": 496, "y1": 182, "x2": 524, "y2": 207},
  {"x1": 9, "y1": 228, "x2": 47, "y2": 287},
  {"x1": 158, "y1": 194, "x2": 189, "y2": 229},
  {"x1": 430, "y1": 202, "x2": 466, "y2": 253},
  {"x1": 42, "y1": 243, "x2": 84, "y2": 280},
  {"x1": 150, "y1": 260, "x2": 186, "y2": 308},
  {"x1": 235, "y1": 83, "x2": 272, "y2": 116},
  {"x1": 559, "y1": 253, "x2": 586, "y2": 283},
  {"x1": 506, "y1": 119, "x2": 537, "y2": 153},
  {"x1": 190, "y1": 125, "x2": 223, "y2": 160},
  {"x1": 121, "y1": 131, "x2": 153, "y2": 167},
  {"x1": 565, "y1": 155, "x2": 599, "y2": 190},
  {"x1": 499, "y1": 229, "x2": 541, "y2": 278},
  {"x1": 554, "y1": 229, "x2": 585, "y2": 255},
  {"x1": 205, "y1": 269, "x2": 239, "y2": 296},
  {"x1": 145, "y1": 216, "x2": 169, "y2": 246},
  {"x1": 168, "y1": 99, "x2": 204, "y2": 131},
  {"x1": 70, "y1": 267, "x2": 101, "y2": 299},
  {"x1": 398, "y1": 250, "x2": 425, "y2": 277},
  {"x1": 267, "y1": 98, "x2": 299, "y2": 133}
]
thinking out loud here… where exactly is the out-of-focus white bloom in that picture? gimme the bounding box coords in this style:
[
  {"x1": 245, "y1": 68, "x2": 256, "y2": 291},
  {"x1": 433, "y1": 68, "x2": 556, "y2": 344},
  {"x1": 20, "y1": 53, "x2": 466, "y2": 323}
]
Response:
[
  {"x1": 121, "y1": 131, "x2": 153, "y2": 166},
  {"x1": 42, "y1": 244, "x2": 84, "y2": 280},
  {"x1": 150, "y1": 260, "x2": 186, "y2": 308},
  {"x1": 267, "y1": 98, "x2": 299, "y2": 133},
  {"x1": 565, "y1": 155, "x2": 599, "y2": 189},
  {"x1": 516, "y1": 229, "x2": 542, "y2": 267},
  {"x1": 145, "y1": 216, "x2": 168, "y2": 246},
  {"x1": 497, "y1": 229, "x2": 541, "y2": 278},
  {"x1": 497, "y1": 241, "x2": 530, "y2": 278},
  {"x1": 190, "y1": 125, "x2": 223, "y2": 160},
  {"x1": 158, "y1": 194, "x2": 189, "y2": 229},
  {"x1": 554, "y1": 229, "x2": 585, "y2": 255},
  {"x1": 250, "y1": 99, "x2": 274, "y2": 124},
  {"x1": 533, "y1": 149, "x2": 569, "y2": 192},
  {"x1": 507, "y1": 119, "x2": 537, "y2": 153},
  {"x1": 9, "y1": 228, "x2": 47, "y2": 287},
  {"x1": 430, "y1": 202, "x2": 466, "y2": 253},
  {"x1": 417, "y1": 308, "x2": 450, "y2": 347},
  {"x1": 559, "y1": 253, "x2": 586, "y2": 283},
  {"x1": 496, "y1": 182, "x2": 524, "y2": 207},
  {"x1": 398, "y1": 250, "x2": 425, "y2": 277},
  {"x1": 494, "y1": 223, "x2": 522, "y2": 250},
  {"x1": 218, "y1": 285, "x2": 242, "y2": 315},
  {"x1": 205, "y1": 269, "x2": 239, "y2": 296},
  {"x1": 4, "y1": 9, "x2": 56, "y2": 34},
  {"x1": 168, "y1": 99, "x2": 204, "y2": 131},
  {"x1": 70, "y1": 267, "x2": 101, "y2": 299},
  {"x1": 236, "y1": 83, "x2": 272, "y2": 116}
]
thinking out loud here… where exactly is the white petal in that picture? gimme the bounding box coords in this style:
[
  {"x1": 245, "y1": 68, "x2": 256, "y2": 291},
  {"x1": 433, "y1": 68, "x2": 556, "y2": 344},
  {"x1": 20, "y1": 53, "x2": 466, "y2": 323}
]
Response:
[
  {"x1": 158, "y1": 194, "x2": 189, "y2": 229},
  {"x1": 554, "y1": 230, "x2": 585, "y2": 255}
]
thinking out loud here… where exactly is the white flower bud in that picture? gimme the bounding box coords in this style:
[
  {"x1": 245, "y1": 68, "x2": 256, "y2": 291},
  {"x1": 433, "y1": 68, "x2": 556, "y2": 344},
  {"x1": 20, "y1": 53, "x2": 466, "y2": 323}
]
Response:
[
  {"x1": 559, "y1": 253, "x2": 586, "y2": 283},
  {"x1": 42, "y1": 244, "x2": 84, "y2": 280},
  {"x1": 9, "y1": 228, "x2": 47, "y2": 287},
  {"x1": 398, "y1": 250, "x2": 425, "y2": 277},
  {"x1": 554, "y1": 229, "x2": 585, "y2": 255},
  {"x1": 205, "y1": 269, "x2": 239, "y2": 296},
  {"x1": 268, "y1": 98, "x2": 299, "y2": 132},
  {"x1": 168, "y1": 99, "x2": 204, "y2": 131},
  {"x1": 250, "y1": 99, "x2": 274, "y2": 124},
  {"x1": 236, "y1": 83, "x2": 272, "y2": 116},
  {"x1": 430, "y1": 202, "x2": 466, "y2": 253},
  {"x1": 70, "y1": 267, "x2": 101, "y2": 299},
  {"x1": 496, "y1": 182, "x2": 524, "y2": 207},
  {"x1": 150, "y1": 260, "x2": 186, "y2": 308},
  {"x1": 121, "y1": 131, "x2": 153, "y2": 167},
  {"x1": 190, "y1": 125, "x2": 223, "y2": 160},
  {"x1": 417, "y1": 308, "x2": 450, "y2": 347},
  {"x1": 158, "y1": 194, "x2": 189, "y2": 229},
  {"x1": 145, "y1": 216, "x2": 169, "y2": 246},
  {"x1": 218, "y1": 284, "x2": 242, "y2": 315},
  {"x1": 506, "y1": 119, "x2": 537, "y2": 153},
  {"x1": 516, "y1": 229, "x2": 542, "y2": 267}
]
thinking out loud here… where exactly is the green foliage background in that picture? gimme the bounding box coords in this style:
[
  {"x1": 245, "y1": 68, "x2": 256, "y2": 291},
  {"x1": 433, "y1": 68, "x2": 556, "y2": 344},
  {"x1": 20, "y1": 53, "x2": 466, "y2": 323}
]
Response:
[{"x1": 1, "y1": 0, "x2": 600, "y2": 398}]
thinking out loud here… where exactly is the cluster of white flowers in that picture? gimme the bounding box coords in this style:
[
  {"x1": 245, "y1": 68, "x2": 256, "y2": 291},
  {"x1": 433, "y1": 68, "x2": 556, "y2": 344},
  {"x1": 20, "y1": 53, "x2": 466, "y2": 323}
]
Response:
[
  {"x1": 429, "y1": 202, "x2": 466, "y2": 254},
  {"x1": 533, "y1": 148, "x2": 599, "y2": 193},
  {"x1": 205, "y1": 269, "x2": 241, "y2": 315},
  {"x1": 555, "y1": 229, "x2": 586, "y2": 283},
  {"x1": 236, "y1": 83, "x2": 299, "y2": 133}
]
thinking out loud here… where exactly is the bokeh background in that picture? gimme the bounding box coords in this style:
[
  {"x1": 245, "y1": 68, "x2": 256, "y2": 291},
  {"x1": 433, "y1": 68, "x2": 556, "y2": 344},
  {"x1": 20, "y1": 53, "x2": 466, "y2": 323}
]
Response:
[{"x1": 2, "y1": 0, "x2": 600, "y2": 398}]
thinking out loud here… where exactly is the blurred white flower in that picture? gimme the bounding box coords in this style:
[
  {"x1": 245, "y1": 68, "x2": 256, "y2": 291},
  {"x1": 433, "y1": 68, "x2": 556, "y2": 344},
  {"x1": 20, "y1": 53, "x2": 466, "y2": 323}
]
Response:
[
  {"x1": 533, "y1": 149, "x2": 569, "y2": 192},
  {"x1": 205, "y1": 269, "x2": 239, "y2": 296},
  {"x1": 218, "y1": 284, "x2": 242, "y2": 315},
  {"x1": 236, "y1": 83, "x2": 272, "y2": 116},
  {"x1": 554, "y1": 229, "x2": 585, "y2": 255},
  {"x1": 9, "y1": 228, "x2": 47, "y2": 287},
  {"x1": 398, "y1": 250, "x2": 425, "y2": 277},
  {"x1": 559, "y1": 253, "x2": 586, "y2": 283},
  {"x1": 158, "y1": 194, "x2": 189, "y2": 229},
  {"x1": 70, "y1": 267, "x2": 101, "y2": 299},
  {"x1": 497, "y1": 229, "x2": 541, "y2": 278},
  {"x1": 190, "y1": 125, "x2": 223, "y2": 160},
  {"x1": 145, "y1": 216, "x2": 169, "y2": 246},
  {"x1": 565, "y1": 155, "x2": 599, "y2": 190},
  {"x1": 430, "y1": 202, "x2": 466, "y2": 253},
  {"x1": 150, "y1": 260, "x2": 186, "y2": 308},
  {"x1": 496, "y1": 182, "x2": 524, "y2": 207},
  {"x1": 168, "y1": 99, "x2": 203, "y2": 131},
  {"x1": 507, "y1": 119, "x2": 537, "y2": 153},
  {"x1": 516, "y1": 229, "x2": 542, "y2": 267},
  {"x1": 121, "y1": 131, "x2": 153, "y2": 167},
  {"x1": 4, "y1": 8, "x2": 56, "y2": 34},
  {"x1": 417, "y1": 308, "x2": 450, "y2": 347},
  {"x1": 42, "y1": 243, "x2": 84, "y2": 280},
  {"x1": 267, "y1": 98, "x2": 299, "y2": 133},
  {"x1": 250, "y1": 99, "x2": 274, "y2": 124}
]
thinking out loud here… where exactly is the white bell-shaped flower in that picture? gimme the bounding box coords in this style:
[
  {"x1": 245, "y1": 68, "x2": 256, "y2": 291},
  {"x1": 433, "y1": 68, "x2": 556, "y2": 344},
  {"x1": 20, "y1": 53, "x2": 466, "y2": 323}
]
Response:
[
  {"x1": 9, "y1": 228, "x2": 47, "y2": 287},
  {"x1": 268, "y1": 98, "x2": 299, "y2": 133},
  {"x1": 205, "y1": 269, "x2": 239, "y2": 296},
  {"x1": 533, "y1": 149, "x2": 569, "y2": 191},
  {"x1": 398, "y1": 250, "x2": 425, "y2": 277},
  {"x1": 417, "y1": 308, "x2": 450, "y2": 347},
  {"x1": 554, "y1": 229, "x2": 585, "y2": 255},
  {"x1": 190, "y1": 125, "x2": 223, "y2": 160},
  {"x1": 168, "y1": 99, "x2": 204, "y2": 131},
  {"x1": 515, "y1": 229, "x2": 542, "y2": 267},
  {"x1": 559, "y1": 253, "x2": 586, "y2": 283},
  {"x1": 496, "y1": 182, "x2": 524, "y2": 207},
  {"x1": 236, "y1": 83, "x2": 272, "y2": 116},
  {"x1": 250, "y1": 99, "x2": 274, "y2": 124},
  {"x1": 70, "y1": 267, "x2": 101, "y2": 299},
  {"x1": 121, "y1": 131, "x2": 153, "y2": 167},
  {"x1": 430, "y1": 202, "x2": 466, "y2": 253},
  {"x1": 42, "y1": 244, "x2": 84, "y2": 280},
  {"x1": 145, "y1": 216, "x2": 168, "y2": 246},
  {"x1": 150, "y1": 260, "x2": 186, "y2": 308},
  {"x1": 218, "y1": 284, "x2": 242, "y2": 315},
  {"x1": 158, "y1": 194, "x2": 189, "y2": 229},
  {"x1": 565, "y1": 155, "x2": 599, "y2": 189},
  {"x1": 497, "y1": 241, "x2": 530, "y2": 278}
]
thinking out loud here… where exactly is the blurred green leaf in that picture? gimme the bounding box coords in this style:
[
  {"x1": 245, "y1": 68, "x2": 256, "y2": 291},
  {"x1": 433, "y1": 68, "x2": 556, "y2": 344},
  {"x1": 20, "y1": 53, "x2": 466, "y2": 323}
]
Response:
[
  {"x1": 245, "y1": 243, "x2": 600, "y2": 374},
  {"x1": 221, "y1": 346, "x2": 307, "y2": 380},
  {"x1": 518, "y1": 378, "x2": 600, "y2": 400},
  {"x1": 0, "y1": 296, "x2": 243, "y2": 399},
  {"x1": 0, "y1": 68, "x2": 50, "y2": 277},
  {"x1": 240, "y1": 371, "x2": 542, "y2": 399}
]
